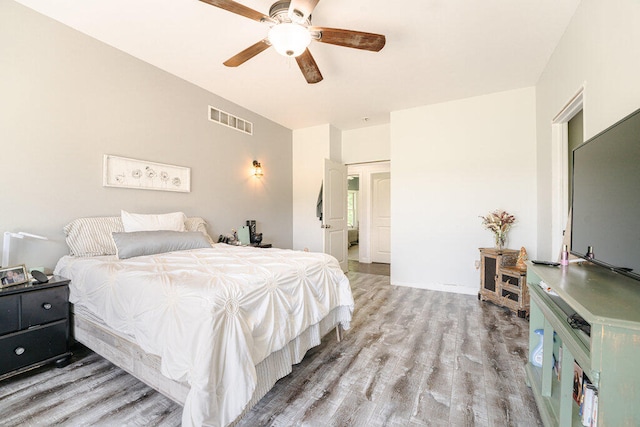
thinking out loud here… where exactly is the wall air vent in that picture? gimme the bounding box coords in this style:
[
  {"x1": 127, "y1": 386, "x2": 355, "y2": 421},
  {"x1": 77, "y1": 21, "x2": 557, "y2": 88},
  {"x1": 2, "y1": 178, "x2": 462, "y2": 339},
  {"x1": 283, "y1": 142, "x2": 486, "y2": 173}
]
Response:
[{"x1": 208, "y1": 106, "x2": 253, "y2": 135}]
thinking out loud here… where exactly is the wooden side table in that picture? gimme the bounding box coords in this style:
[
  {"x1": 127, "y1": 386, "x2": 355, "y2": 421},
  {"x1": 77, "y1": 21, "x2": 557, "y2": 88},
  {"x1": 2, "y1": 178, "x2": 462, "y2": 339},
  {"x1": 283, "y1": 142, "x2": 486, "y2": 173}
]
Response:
[
  {"x1": 498, "y1": 266, "x2": 529, "y2": 317},
  {"x1": 478, "y1": 248, "x2": 529, "y2": 317}
]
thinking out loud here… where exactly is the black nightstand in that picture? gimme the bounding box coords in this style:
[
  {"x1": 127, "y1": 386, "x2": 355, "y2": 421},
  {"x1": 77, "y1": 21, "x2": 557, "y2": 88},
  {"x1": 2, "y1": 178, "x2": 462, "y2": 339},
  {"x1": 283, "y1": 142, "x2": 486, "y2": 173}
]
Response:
[{"x1": 0, "y1": 275, "x2": 72, "y2": 380}]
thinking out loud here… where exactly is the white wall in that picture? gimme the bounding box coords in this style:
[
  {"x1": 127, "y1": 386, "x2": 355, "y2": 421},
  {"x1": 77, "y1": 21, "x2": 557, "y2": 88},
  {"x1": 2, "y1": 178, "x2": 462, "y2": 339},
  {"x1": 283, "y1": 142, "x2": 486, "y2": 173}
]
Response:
[
  {"x1": 342, "y1": 124, "x2": 390, "y2": 164},
  {"x1": 535, "y1": 0, "x2": 640, "y2": 260},
  {"x1": 0, "y1": 2, "x2": 293, "y2": 270},
  {"x1": 292, "y1": 124, "x2": 341, "y2": 252},
  {"x1": 391, "y1": 87, "x2": 537, "y2": 294}
]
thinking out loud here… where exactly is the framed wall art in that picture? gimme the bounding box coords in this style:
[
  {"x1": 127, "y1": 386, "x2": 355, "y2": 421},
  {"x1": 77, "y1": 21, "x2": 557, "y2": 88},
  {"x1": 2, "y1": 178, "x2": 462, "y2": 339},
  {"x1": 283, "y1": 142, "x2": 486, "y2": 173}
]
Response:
[{"x1": 103, "y1": 155, "x2": 191, "y2": 193}]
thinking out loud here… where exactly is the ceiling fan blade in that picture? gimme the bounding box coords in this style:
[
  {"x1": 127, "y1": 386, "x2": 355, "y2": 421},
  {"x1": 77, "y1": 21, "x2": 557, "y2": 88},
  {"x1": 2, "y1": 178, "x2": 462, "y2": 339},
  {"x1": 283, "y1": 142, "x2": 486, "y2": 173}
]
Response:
[
  {"x1": 310, "y1": 27, "x2": 386, "y2": 52},
  {"x1": 199, "y1": 0, "x2": 272, "y2": 23},
  {"x1": 295, "y1": 49, "x2": 323, "y2": 84},
  {"x1": 223, "y1": 39, "x2": 271, "y2": 67},
  {"x1": 288, "y1": 0, "x2": 320, "y2": 22}
]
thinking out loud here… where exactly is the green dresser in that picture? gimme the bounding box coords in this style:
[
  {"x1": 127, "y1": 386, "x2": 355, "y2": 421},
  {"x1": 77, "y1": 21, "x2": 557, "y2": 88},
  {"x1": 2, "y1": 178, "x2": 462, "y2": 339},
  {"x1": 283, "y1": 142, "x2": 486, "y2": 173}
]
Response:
[{"x1": 526, "y1": 261, "x2": 640, "y2": 426}]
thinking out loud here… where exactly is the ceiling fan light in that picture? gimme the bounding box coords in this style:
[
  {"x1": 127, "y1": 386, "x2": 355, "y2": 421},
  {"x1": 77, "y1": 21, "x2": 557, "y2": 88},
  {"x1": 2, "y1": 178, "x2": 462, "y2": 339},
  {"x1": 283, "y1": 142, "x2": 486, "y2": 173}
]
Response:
[{"x1": 268, "y1": 23, "x2": 311, "y2": 57}]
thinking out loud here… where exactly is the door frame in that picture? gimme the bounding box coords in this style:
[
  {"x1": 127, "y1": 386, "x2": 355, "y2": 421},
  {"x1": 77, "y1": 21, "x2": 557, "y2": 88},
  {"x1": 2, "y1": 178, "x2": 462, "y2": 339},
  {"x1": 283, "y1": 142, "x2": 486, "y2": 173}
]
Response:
[
  {"x1": 551, "y1": 85, "x2": 585, "y2": 259},
  {"x1": 347, "y1": 161, "x2": 390, "y2": 264}
]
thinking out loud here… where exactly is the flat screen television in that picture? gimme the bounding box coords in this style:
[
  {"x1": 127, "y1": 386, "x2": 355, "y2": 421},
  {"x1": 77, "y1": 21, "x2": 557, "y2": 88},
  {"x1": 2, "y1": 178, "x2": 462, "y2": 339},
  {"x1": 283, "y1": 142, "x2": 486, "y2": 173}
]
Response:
[{"x1": 571, "y1": 107, "x2": 640, "y2": 281}]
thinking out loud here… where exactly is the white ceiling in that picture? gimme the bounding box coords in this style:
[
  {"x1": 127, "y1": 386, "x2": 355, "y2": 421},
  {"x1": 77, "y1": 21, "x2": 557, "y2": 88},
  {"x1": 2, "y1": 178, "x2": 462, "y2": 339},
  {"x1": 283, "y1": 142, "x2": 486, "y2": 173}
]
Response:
[{"x1": 14, "y1": 0, "x2": 581, "y2": 130}]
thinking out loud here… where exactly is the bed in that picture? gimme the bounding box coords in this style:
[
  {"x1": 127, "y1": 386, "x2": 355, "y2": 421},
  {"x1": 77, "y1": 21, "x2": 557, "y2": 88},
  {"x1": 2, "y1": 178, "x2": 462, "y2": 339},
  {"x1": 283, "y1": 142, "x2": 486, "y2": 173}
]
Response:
[{"x1": 53, "y1": 214, "x2": 354, "y2": 427}]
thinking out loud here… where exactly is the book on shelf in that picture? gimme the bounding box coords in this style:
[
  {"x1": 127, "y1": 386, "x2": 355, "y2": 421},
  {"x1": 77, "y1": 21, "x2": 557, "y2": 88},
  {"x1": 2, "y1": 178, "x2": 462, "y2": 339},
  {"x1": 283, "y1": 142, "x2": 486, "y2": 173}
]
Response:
[
  {"x1": 573, "y1": 361, "x2": 583, "y2": 404},
  {"x1": 579, "y1": 375, "x2": 598, "y2": 427},
  {"x1": 591, "y1": 393, "x2": 598, "y2": 427}
]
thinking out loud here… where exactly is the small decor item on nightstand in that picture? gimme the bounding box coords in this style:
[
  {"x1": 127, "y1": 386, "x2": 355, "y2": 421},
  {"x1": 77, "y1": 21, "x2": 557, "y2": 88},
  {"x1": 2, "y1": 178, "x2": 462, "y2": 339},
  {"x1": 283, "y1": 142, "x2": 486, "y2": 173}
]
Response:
[
  {"x1": 480, "y1": 209, "x2": 516, "y2": 249},
  {"x1": 31, "y1": 269, "x2": 49, "y2": 284},
  {"x1": 0, "y1": 264, "x2": 29, "y2": 288},
  {"x1": 238, "y1": 226, "x2": 251, "y2": 245},
  {"x1": 246, "y1": 220, "x2": 257, "y2": 243}
]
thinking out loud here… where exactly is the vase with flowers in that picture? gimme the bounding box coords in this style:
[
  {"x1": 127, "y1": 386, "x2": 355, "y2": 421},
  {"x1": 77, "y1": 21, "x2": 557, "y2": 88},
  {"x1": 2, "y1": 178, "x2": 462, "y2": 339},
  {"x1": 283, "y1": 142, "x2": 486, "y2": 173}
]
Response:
[{"x1": 480, "y1": 210, "x2": 516, "y2": 250}]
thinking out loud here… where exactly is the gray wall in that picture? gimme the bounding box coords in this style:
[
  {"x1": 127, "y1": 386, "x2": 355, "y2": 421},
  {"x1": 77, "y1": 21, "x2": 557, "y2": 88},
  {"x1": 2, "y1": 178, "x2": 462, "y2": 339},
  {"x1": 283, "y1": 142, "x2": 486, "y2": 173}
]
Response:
[{"x1": 0, "y1": 1, "x2": 293, "y2": 272}]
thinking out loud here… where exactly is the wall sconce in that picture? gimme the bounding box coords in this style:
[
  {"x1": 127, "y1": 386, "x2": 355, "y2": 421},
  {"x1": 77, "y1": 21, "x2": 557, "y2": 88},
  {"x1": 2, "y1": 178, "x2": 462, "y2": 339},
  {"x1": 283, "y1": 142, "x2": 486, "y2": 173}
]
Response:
[
  {"x1": 252, "y1": 160, "x2": 263, "y2": 178},
  {"x1": 2, "y1": 231, "x2": 48, "y2": 267}
]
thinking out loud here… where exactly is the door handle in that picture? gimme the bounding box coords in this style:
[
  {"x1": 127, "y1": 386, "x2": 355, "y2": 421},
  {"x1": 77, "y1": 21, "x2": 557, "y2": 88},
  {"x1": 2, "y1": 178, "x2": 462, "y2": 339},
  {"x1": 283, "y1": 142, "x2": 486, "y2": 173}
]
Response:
[{"x1": 321, "y1": 224, "x2": 332, "y2": 229}]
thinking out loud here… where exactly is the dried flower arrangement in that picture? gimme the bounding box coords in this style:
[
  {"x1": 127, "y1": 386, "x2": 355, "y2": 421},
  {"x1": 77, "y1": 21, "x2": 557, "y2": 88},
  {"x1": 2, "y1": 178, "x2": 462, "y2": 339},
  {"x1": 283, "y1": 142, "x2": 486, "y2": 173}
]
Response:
[{"x1": 480, "y1": 210, "x2": 516, "y2": 249}]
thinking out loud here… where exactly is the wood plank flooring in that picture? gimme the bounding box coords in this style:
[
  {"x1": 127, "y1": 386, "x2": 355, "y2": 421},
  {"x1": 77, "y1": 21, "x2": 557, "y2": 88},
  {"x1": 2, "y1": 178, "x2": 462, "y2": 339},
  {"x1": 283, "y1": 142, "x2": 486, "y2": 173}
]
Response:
[
  {"x1": 0, "y1": 271, "x2": 541, "y2": 426},
  {"x1": 348, "y1": 260, "x2": 390, "y2": 276}
]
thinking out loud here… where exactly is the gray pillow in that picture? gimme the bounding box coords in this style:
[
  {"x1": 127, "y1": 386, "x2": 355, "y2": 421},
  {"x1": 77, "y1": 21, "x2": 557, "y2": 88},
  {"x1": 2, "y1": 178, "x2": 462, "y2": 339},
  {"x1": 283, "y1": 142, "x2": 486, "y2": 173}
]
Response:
[{"x1": 112, "y1": 231, "x2": 212, "y2": 259}]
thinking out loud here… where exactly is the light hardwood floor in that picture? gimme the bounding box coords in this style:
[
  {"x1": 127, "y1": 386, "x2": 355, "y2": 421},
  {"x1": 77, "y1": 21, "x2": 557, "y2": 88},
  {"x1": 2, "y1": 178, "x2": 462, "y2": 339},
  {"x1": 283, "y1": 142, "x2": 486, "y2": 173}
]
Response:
[
  {"x1": 348, "y1": 260, "x2": 390, "y2": 276},
  {"x1": 0, "y1": 271, "x2": 541, "y2": 426}
]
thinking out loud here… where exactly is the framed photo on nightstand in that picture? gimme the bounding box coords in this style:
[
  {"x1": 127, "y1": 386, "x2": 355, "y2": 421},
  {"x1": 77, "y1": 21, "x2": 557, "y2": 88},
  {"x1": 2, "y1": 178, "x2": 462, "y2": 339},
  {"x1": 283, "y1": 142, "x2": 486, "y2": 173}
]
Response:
[{"x1": 0, "y1": 264, "x2": 29, "y2": 288}]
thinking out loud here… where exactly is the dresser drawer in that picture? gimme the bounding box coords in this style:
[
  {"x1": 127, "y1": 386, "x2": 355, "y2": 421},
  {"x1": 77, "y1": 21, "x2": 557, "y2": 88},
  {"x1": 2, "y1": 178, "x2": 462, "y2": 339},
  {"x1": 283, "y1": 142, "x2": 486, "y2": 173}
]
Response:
[
  {"x1": 22, "y1": 287, "x2": 69, "y2": 327},
  {"x1": 0, "y1": 321, "x2": 68, "y2": 375},
  {"x1": 0, "y1": 295, "x2": 19, "y2": 335}
]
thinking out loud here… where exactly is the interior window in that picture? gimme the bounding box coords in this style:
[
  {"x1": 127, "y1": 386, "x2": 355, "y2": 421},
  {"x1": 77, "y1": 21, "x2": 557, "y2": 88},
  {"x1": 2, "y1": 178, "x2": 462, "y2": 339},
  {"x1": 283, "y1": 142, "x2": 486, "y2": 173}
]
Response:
[{"x1": 347, "y1": 191, "x2": 358, "y2": 228}]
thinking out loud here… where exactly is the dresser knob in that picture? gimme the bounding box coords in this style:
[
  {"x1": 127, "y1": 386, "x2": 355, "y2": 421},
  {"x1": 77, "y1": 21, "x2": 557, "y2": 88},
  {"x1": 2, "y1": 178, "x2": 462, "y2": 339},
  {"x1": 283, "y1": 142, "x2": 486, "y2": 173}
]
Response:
[
  {"x1": 43, "y1": 303, "x2": 52, "y2": 310},
  {"x1": 15, "y1": 347, "x2": 25, "y2": 356}
]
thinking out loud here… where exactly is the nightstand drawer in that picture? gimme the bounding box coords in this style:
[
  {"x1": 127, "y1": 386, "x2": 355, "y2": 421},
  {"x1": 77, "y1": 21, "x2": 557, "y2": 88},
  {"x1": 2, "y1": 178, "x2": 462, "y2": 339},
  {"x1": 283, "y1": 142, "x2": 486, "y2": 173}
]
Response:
[
  {"x1": 0, "y1": 295, "x2": 19, "y2": 335},
  {"x1": 0, "y1": 321, "x2": 68, "y2": 375},
  {"x1": 22, "y1": 287, "x2": 68, "y2": 327}
]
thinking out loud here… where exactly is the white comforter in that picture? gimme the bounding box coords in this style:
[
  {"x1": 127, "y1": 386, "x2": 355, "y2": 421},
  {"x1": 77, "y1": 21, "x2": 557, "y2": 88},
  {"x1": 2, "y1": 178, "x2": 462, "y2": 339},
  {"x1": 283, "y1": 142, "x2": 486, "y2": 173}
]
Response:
[{"x1": 54, "y1": 244, "x2": 353, "y2": 426}]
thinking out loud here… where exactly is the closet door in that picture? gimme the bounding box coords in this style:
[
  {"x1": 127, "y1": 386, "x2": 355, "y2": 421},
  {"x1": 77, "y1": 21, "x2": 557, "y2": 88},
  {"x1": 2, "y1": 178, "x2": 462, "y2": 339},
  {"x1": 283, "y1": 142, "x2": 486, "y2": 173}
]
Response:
[{"x1": 371, "y1": 172, "x2": 390, "y2": 264}]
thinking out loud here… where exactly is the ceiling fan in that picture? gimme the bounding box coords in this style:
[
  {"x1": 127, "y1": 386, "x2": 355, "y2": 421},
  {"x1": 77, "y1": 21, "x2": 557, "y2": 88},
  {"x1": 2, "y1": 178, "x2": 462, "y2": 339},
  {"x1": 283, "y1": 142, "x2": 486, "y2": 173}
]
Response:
[{"x1": 199, "y1": 0, "x2": 386, "y2": 84}]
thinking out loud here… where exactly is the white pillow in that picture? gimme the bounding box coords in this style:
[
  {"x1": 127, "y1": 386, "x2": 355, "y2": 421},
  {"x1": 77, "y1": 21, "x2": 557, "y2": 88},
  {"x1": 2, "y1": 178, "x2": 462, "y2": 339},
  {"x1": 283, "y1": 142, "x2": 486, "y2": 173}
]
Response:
[{"x1": 121, "y1": 210, "x2": 186, "y2": 232}]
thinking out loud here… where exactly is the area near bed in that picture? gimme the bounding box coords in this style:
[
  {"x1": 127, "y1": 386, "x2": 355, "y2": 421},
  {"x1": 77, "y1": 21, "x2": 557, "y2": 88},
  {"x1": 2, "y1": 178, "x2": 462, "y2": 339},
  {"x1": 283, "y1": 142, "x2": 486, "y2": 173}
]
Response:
[{"x1": 54, "y1": 215, "x2": 353, "y2": 427}]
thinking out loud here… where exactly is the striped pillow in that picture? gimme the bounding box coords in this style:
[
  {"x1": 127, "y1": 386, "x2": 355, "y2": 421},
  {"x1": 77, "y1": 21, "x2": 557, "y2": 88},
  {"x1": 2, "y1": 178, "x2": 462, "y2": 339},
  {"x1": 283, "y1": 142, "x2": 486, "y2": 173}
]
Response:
[
  {"x1": 63, "y1": 216, "x2": 124, "y2": 256},
  {"x1": 184, "y1": 217, "x2": 215, "y2": 245}
]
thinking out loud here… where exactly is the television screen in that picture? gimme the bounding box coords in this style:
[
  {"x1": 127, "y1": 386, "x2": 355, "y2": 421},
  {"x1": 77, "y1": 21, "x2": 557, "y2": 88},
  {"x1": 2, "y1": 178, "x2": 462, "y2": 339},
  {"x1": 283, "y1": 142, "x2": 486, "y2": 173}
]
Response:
[{"x1": 571, "y1": 107, "x2": 640, "y2": 281}]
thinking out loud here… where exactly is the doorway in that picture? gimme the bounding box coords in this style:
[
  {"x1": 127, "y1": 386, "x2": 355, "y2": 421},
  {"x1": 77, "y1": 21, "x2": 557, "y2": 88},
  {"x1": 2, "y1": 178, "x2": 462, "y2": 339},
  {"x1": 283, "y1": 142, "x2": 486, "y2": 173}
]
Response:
[
  {"x1": 551, "y1": 86, "x2": 584, "y2": 258},
  {"x1": 347, "y1": 175, "x2": 360, "y2": 262},
  {"x1": 346, "y1": 161, "x2": 390, "y2": 275}
]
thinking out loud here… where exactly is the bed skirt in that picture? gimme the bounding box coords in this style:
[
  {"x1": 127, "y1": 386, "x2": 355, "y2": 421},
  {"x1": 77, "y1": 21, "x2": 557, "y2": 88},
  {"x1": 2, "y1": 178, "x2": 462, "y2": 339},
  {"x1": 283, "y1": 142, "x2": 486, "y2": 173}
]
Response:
[{"x1": 71, "y1": 304, "x2": 351, "y2": 426}]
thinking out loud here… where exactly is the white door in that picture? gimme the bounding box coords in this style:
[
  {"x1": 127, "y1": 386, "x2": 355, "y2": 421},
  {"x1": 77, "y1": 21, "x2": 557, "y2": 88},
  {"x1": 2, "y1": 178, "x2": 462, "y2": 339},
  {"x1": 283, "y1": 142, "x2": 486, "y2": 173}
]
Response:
[
  {"x1": 371, "y1": 172, "x2": 391, "y2": 263},
  {"x1": 323, "y1": 159, "x2": 348, "y2": 272}
]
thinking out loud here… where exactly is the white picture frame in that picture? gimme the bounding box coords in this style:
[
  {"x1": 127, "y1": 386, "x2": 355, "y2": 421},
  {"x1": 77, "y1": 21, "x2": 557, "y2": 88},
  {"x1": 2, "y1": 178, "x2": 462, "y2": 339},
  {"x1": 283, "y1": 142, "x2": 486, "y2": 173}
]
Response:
[{"x1": 103, "y1": 155, "x2": 191, "y2": 193}]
